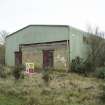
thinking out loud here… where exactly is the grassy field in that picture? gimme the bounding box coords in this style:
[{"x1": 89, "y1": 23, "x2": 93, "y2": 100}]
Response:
[{"x1": 0, "y1": 72, "x2": 104, "y2": 105}]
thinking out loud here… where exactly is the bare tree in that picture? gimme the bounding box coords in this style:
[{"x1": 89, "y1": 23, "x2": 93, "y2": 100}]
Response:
[
  {"x1": 86, "y1": 26, "x2": 105, "y2": 67},
  {"x1": 0, "y1": 30, "x2": 9, "y2": 44}
]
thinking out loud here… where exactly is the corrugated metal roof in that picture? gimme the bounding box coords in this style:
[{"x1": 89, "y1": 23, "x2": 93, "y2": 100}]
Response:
[{"x1": 6, "y1": 25, "x2": 69, "y2": 39}]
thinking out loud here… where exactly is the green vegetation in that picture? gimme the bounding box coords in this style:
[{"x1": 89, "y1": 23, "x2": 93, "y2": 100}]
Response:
[
  {"x1": 100, "y1": 84, "x2": 105, "y2": 104},
  {"x1": 96, "y1": 67, "x2": 105, "y2": 79},
  {"x1": 0, "y1": 65, "x2": 12, "y2": 78},
  {"x1": 0, "y1": 95, "x2": 23, "y2": 105},
  {"x1": 71, "y1": 56, "x2": 93, "y2": 76},
  {"x1": 42, "y1": 69, "x2": 52, "y2": 85},
  {"x1": 12, "y1": 65, "x2": 25, "y2": 80},
  {"x1": 0, "y1": 69, "x2": 104, "y2": 105},
  {"x1": 0, "y1": 45, "x2": 5, "y2": 65}
]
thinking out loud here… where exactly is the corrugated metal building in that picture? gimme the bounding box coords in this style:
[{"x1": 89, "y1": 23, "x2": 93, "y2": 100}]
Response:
[{"x1": 5, "y1": 25, "x2": 88, "y2": 70}]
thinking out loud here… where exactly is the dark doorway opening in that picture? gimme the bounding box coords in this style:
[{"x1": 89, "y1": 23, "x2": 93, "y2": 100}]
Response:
[
  {"x1": 15, "y1": 51, "x2": 22, "y2": 65},
  {"x1": 43, "y1": 50, "x2": 53, "y2": 69}
]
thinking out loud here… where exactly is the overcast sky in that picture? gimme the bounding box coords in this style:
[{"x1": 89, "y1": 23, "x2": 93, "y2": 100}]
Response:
[{"x1": 0, "y1": 0, "x2": 105, "y2": 33}]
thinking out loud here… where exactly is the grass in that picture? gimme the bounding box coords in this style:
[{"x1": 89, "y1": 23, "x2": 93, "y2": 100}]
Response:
[
  {"x1": 0, "y1": 95, "x2": 23, "y2": 105},
  {"x1": 0, "y1": 72, "x2": 104, "y2": 105}
]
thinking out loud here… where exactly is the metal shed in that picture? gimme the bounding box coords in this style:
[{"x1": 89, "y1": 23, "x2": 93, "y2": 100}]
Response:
[{"x1": 5, "y1": 25, "x2": 87, "y2": 70}]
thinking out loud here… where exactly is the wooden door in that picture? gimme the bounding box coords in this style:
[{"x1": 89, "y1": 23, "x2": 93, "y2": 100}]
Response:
[
  {"x1": 43, "y1": 50, "x2": 53, "y2": 68},
  {"x1": 15, "y1": 51, "x2": 22, "y2": 65}
]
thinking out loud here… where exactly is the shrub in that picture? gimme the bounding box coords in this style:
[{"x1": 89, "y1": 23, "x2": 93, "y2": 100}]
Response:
[
  {"x1": 42, "y1": 69, "x2": 52, "y2": 85},
  {"x1": 96, "y1": 67, "x2": 105, "y2": 79},
  {"x1": 71, "y1": 56, "x2": 93, "y2": 75},
  {"x1": 100, "y1": 84, "x2": 105, "y2": 103},
  {"x1": 0, "y1": 65, "x2": 6, "y2": 78},
  {"x1": 71, "y1": 57, "x2": 83, "y2": 73},
  {"x1": 12, "y1": 65, "x2": 25, "y2": 80},
  {"x1": 0, "y1": 65, "x2": 12, "y2": 78},
  {"x1": 83, "y1": 60, "x2": 95, "y2": 73},
  {"x1": 24, "y1": 95, "x2": 40, "y2": 105}
]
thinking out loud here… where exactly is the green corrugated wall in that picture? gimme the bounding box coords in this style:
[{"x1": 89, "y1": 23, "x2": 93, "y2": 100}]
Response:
[{"x1": 5, "y1": 25, "x2": 88, "y2": 67}]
